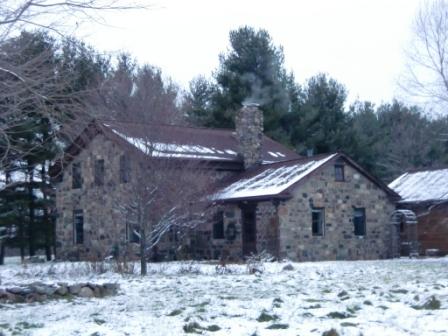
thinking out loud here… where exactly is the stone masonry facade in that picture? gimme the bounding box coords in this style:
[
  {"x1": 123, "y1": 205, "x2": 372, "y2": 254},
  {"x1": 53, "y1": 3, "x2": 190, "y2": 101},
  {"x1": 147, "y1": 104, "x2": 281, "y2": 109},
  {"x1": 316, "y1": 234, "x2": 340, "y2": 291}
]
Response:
[
  {"x1": 55, "y1": 134, "x2": 237, "y2": 260},
  {"x1": 204, "y1": 161, "x2": 395, "y2": 262},
  {"x1": 55, "y1": 134, "x2": 131, "y2": 260},
  {"x1": 277, "y1": 162, "x2": 395, "y2": 261}
]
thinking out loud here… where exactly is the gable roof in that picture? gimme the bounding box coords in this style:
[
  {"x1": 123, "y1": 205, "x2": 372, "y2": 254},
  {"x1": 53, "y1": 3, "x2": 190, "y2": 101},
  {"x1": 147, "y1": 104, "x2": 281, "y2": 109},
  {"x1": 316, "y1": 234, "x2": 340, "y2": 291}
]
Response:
[
  {"x1": 101, "y1": 120, "x2": 299, "y2": 163},
  {"x1": 50, "y1": 120, "x2": 300, "y2": 177},
  {"x1": 213, "y1": 153, "x2": 399, "y2": 202},
  {"x1": 389, "y1": 168, "x2": 448, "y2": 203}
]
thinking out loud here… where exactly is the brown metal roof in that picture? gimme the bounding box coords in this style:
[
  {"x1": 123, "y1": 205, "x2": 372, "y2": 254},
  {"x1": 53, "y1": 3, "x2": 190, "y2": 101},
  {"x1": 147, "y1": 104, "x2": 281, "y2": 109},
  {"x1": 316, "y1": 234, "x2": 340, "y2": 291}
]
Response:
[
  {"x1": 100, "y1": 120, "x2": 300, "y2": 163},
  {"x1": 50, "y1": 119, "x2": 300, "y2": 177}
]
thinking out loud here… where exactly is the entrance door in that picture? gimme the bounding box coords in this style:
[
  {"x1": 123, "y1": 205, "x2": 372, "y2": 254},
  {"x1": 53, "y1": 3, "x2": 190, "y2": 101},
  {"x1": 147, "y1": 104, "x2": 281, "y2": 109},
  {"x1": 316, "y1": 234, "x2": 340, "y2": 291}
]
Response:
[{"x1": 241, "y1": 204, "x2": 257, "y2": 256}]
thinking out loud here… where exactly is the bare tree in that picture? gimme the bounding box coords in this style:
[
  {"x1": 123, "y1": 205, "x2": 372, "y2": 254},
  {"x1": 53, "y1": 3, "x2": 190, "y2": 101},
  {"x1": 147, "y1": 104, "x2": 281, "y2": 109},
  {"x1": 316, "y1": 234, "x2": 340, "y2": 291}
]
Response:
[
  {"x1": 0, "y1": 1, "x2": 144, "y2": 39},
  {"x1": 401, "y1": 0, "x2": 448, "y2": 111},
  {"x1": 115, "y1": 129, "x2": 212, "y2": 275},
  {"x1": 0, "y1": 0, "x2": 145, "y2": 171},
  {"x1": 96, "y1": 58, "x2": 183, "y2": 125}
]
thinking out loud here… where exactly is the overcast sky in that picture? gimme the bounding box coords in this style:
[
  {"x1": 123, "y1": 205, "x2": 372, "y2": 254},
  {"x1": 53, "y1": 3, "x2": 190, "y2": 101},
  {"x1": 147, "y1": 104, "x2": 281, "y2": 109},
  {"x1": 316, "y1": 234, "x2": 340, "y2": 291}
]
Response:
[{"x1": 76, "y1": 0, "x2": 424, "y2": 105}]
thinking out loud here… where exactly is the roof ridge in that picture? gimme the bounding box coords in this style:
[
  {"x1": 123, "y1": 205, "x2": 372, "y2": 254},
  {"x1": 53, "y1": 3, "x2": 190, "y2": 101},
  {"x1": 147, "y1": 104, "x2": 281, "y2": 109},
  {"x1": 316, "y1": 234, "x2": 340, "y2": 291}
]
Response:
[{"x1": 257, "y1": 152, "x2": 338, "y2": 168}]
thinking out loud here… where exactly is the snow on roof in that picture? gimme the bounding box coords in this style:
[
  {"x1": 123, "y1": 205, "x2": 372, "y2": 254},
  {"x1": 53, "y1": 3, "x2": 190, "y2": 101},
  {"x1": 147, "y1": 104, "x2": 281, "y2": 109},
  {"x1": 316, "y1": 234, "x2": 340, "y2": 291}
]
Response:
[
  {"x1": 101, "y1": 121, "x2": 300, "y2": 164},
  {"x1": 389, "y1": 168, "x2": 448, "y2": 203},
  {"x1": 110, "y1": 128, "x2": 235, "y2": 161},
  {"x1": 214, "y1": 154, "x2": 337, "y2": 201}
]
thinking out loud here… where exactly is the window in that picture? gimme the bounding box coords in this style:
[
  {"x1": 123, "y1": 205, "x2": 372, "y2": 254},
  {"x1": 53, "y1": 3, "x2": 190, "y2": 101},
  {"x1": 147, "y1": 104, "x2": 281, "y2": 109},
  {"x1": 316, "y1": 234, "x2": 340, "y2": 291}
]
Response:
[
  {"x1": 213, "y1": 211, "x2": 225, "y2": 239},
  {"x1": 335, "y1": 164, "x2": 345, "y2": 181},
  {"x1": 73, "y1": 210, "x2": 84, "y2": 244},
  {"x1": 125, "y1": 215, "x2": 140, "y2": 243},
  {"x1": 94, "y1": 159, "x2": 104, "y2": 186},
  {"x1": 72, "y1": 162, "x2": 82, "y2": 189},
  {"x1": 119, "y1": 155, "x2": 130, "y2": 183},
  {"x1": 354, "y1": 208, "x2": 366, "y2": 236},
  {"x1": 312, "y1": 208, "x2": 325, "y2": 236}
]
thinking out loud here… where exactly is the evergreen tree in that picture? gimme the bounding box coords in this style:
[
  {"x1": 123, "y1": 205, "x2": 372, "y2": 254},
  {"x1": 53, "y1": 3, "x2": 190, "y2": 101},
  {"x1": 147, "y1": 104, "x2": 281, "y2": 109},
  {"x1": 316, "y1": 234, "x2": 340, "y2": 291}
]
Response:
[
  {"x1": 284, "y1": 73, "x2": 352, "y2": 155},
  {"x1": 187, "y1": 26, "x2": 294, "y2": 140}
]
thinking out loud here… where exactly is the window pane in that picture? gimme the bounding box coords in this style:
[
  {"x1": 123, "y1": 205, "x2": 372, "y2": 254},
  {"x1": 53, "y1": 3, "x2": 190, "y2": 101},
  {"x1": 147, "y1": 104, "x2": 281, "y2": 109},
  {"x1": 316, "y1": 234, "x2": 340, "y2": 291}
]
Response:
[
  {"x1": 335, "y1": 165, "x2": 345, "y2": 181},
  {"x1": 73, "y1": 210, "x2": 84, "y2": 244},
  {"x1": 312, "y1": 208, "x2": 324, "y2": 236},
  {"x1": 213, "y1": 211, "x2": 225, "y2": 239},
  {"x1": 94, "y1": 159, "x2": 104, "y2": 186},
  {"x1": 354, "y1": 208, "x2": 366, "y2": 236},
  {"x1": 72, "y1": 162, "x2": 82, "y2": 189},
  {"x1": 120, "y1": 155, "x2": 130, "y2": 183}
]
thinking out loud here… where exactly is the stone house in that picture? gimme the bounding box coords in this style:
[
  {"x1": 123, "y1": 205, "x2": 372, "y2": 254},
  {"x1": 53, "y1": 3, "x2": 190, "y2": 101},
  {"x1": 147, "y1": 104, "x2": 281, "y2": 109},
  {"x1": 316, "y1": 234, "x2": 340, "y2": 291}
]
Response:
[
  {"x1": 389, "y1": 169, "x2": 448, "y2": 256},
  {"x1": 52, "y1": 104, "x2": 399, "y2": 261}
]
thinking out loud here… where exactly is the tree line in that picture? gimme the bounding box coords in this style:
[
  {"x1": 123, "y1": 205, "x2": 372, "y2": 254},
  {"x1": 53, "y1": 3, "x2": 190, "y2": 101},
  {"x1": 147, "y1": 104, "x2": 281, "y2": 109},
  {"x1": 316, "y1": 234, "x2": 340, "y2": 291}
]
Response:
[{"x1": 2, "y1": 21, "x2": 448, "y2": 262}]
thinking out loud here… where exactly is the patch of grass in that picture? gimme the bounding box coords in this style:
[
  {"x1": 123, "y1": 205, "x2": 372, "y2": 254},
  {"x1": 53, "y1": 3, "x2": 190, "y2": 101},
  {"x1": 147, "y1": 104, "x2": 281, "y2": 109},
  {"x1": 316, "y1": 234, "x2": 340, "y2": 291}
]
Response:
[
  {"x1": 266, "y1": 323, "x2": 289, "y2": 329},
  {"x1": 207, "y1": 325, "x2": 221, "y2": 332},
  {"x1": 257, "y1": 311, "x2": 279, "y2": 322},
  {"x1": 346, "y1": 305, "x2": 361, "y2": 314},
  {"x1": 306, "y1": 304, "x2": 322, "y2": 309},
  {"x1": 412, "y1": 296, "x2": 441, "y2": 310},
  {"x1": 16, "y1": 322, "x2": 44, "y2": 329},
  {"x1": 322, "y1": 328, "x2": 340, "y2": 336},
  {"x1": 273, "y1": 297, "x2": 283, "y2": 308},
  {"x1": 192, "y1": 301, "x2": 209, "y2": 308},
  {"x1": 94, "y1": 318, "x2": 106, "y2": 325},
  {"x1": 337, "y1": 290, "x2": 349, "y2": 298},
  {"x1": 183, "y1": 322, "x2": 202, "y2": 334},
  {"x1": 167, "y1": 308, "x2": 183, "y2": 316},
  {"x1": 305, "y1": 298, "x2": 322, "y2": 303},
  {"x1": 363, "y1": 300, "x2": 372, "y2": 306},
  {"x1": 327, "y1": 311, "x2": 353, "y2": 319}
]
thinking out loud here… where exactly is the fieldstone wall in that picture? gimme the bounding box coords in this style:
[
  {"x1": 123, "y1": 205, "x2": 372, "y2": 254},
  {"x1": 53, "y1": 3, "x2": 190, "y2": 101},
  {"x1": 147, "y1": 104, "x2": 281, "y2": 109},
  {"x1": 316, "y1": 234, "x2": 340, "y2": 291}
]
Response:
[
  {"x1": 0, "y1": 282, "x2": 119, "y2": 303},
  {"x1": 55, "y1": 135, "x2": 242, "y2": 261},
  {"x1": 205, "y1": 202, "x2": 279, "y2": 260},
  {"x1": 55, "y1": 134, "x2": 132, "y2": 260},
  {"x1": 256, "y1": 202, "x2": 280, "y2": 258},
  {"x1": 278, "y1": 162, "x2": 395, "y2": 261},
  {"x1": 202, "y1": 204, "x2": 243, "y2": 261}
]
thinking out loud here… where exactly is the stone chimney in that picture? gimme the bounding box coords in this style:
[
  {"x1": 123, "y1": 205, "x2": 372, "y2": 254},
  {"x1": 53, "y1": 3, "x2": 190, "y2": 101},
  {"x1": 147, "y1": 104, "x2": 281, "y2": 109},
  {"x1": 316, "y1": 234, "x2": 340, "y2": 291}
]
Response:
[{"x1": 235, "y1": 103, "x2": 264, "y2": 169}]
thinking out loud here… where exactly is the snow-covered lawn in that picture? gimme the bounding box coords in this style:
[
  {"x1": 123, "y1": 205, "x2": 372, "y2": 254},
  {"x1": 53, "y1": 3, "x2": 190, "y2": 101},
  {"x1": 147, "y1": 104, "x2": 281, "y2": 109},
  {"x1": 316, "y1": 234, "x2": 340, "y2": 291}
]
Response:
[{"x1": 1, "y1": 258, "x2": 447, "y2": 336}]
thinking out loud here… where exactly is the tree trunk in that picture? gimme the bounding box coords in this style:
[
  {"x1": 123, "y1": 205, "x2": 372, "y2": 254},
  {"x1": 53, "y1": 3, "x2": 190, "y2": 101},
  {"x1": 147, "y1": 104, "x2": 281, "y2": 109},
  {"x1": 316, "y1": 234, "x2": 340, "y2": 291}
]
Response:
[
  {"x1": 19, "y1": 222, "x2": 25, "y2": 262},
  {"x1": 28, "y1": 164, "x2": 36, "y2": 257},
  {"x1": 0, "y1": 242, "x2": 5, "y2": 265},
  {"x1": 140, "y1": 228, "x2": 147, "y2": 276},
  {"x1": 41, "y1": 163, "x2": 52, "y2": 261}
]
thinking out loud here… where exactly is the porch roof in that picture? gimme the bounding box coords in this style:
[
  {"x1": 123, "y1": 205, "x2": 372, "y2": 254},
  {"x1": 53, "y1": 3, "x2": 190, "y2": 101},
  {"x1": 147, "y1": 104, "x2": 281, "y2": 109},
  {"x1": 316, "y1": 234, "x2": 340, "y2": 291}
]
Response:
[{"x1": 212, "y1": 153, "x2": 337, "y2": 202}]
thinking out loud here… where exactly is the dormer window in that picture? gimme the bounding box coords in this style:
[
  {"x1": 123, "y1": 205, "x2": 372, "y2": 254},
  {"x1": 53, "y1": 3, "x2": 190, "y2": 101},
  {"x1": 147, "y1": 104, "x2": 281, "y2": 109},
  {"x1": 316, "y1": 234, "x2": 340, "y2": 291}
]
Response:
[{"x1": 335, "y1": 164, "x2": 345, "y2": 182}]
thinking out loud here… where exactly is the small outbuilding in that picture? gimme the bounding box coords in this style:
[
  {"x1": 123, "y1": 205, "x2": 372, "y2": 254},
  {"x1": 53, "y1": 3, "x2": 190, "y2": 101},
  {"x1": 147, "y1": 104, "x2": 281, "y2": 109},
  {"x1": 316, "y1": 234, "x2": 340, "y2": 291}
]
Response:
[{"x1": 389, "y1": 168, "x2": 448, "y2": 256}]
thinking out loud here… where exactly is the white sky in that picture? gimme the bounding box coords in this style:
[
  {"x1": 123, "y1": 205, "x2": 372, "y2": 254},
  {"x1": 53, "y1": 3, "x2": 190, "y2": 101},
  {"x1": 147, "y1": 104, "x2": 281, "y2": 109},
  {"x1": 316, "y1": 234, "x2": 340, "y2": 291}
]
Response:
[{"x1": 76, "y1": 0, "x2": 424, "y2": 105}]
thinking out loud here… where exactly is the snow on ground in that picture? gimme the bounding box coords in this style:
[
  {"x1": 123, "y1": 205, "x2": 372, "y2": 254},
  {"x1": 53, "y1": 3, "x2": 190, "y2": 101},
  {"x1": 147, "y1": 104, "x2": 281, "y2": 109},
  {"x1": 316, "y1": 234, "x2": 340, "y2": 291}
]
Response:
[{"x1": 1, "y1": 258, "x2": 448, "y2": 336}]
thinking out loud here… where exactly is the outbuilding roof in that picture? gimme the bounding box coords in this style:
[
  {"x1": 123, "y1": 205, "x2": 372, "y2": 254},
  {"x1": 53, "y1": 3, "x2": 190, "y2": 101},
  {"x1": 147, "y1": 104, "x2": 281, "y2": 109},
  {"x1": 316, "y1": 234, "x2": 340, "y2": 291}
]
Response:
[{"x1": 389, "y1": 168, "x2": 448, "y2": 203}]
